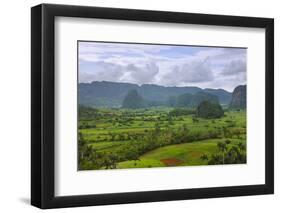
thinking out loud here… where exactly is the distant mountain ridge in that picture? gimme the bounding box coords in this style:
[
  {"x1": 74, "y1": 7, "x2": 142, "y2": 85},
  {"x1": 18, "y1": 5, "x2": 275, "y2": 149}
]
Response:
[{"x1": 79, "y1": 81, "x2": 232, "y2": 107}]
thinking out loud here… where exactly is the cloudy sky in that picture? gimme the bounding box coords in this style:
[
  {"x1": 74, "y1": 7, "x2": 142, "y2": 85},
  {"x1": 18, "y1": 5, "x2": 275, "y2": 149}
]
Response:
[{"x1": 78, "y1": 41, "x2": 247, "y2": 92}]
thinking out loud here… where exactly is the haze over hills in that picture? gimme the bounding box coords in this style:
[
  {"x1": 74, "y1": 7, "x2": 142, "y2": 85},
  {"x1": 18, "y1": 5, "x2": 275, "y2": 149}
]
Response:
[
  {"x1": 121, "y1": 89, "x2": 220, "y2": 109},
  {"x1": 79, "y1": 81, "x2": 236, "y2": 108}
]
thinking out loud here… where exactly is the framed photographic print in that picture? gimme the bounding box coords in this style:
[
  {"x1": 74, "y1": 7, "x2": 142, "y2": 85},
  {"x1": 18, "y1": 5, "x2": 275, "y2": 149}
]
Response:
[{"x1": 31, "y1": 3, "x2": 274, "y2": 209}]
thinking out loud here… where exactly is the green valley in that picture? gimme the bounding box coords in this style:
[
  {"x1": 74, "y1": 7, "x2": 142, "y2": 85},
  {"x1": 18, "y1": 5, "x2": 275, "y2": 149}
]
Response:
[{"x1": 78, "y1": 106, "x2": 246, "y2": 170}]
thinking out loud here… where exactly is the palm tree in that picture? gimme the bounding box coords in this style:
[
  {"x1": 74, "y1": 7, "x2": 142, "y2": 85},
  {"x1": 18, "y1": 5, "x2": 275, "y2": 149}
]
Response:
[
  {"x1": 228, "y1": 146, "x2": 239, "y2": 163},
  {"x1": 238, "y1": 142, "x2": 246, "y2": 152},
  {"x1": 217, "y1": 141, "x2": 227, "y2": 164}
]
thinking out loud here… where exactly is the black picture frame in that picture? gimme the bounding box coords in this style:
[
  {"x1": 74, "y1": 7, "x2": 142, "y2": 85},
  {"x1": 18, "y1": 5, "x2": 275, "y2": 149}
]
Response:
[{"x1": 31, "y1": 3, "x2": 274, "y2": 209}]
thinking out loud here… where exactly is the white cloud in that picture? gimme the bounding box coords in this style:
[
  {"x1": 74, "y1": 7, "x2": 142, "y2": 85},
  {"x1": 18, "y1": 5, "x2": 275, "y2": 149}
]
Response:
[
  {"x1": 126, "y1": 62, "x2": 159, "y2": 84},
  {"x1": 79, "y1": 61, "x2": 124, "y2": 83},
  {"x1": 221, "y1": 60, "x2": 246, "y2": 76},
  {"x1": 161, "y1": 59, "x2": 214, "y2": 86},
  {"x1": 78, "y1": 42, "x2": 247, "y2": 91}
]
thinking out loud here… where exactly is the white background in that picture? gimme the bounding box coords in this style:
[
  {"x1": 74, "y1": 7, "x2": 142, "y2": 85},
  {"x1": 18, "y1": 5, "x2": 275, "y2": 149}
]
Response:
[
  {"x1": 0, "y1": 0, "x2": 279, "y2": 212},
  {"x1": 55, "y1": 17, "x2": 265, "y2": 196}
]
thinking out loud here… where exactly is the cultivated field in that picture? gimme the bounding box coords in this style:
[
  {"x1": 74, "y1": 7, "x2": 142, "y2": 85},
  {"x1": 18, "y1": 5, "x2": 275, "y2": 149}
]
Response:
[{"x1": 78, "y1": 107, "x2": 246, "y2": 170}]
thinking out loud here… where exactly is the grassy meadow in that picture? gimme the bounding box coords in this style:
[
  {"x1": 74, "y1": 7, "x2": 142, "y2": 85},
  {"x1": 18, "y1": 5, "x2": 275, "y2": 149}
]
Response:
[{"x1": 78, "y1": 107, "x2": 246, "y2": 170}]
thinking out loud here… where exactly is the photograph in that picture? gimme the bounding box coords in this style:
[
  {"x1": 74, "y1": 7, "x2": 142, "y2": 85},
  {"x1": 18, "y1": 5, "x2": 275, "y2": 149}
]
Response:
[
  {"x1": 78, "y1": 41, "x2": 247, "y2": 170},
  {"x1": 30, "y1": 3, "x2": 274, "y2": 209}
]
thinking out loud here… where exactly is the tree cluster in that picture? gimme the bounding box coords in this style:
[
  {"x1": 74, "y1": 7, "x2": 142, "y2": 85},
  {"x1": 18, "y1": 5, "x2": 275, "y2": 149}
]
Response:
[
  {"x1": 201, "y1": 140, "x2": 246, "y2": 165},
  {"x1": 79, "y1": 123, "x2": 223, "y2": 170},
  {"x1": 196, "y1": 101, "x2": 224, "y2": 119}
]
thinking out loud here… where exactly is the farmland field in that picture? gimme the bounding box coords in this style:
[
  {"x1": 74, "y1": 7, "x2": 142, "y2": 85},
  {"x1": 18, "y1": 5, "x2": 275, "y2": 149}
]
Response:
[
  {"x1": 78, "y1": 107, "x2": 246, "y2": 170},
  {"x1": 118, "y1": 138, "x2": 245, "y2": 168}
]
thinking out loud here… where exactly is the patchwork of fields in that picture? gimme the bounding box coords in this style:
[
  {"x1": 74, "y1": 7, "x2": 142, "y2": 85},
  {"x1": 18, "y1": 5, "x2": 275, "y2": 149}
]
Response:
[
  {"x1": 78, "y1": 107, "x2": 246, "y2": 170},
  {"x1": 118, "y1": 138, "x2": 245, "y2": 168}
]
